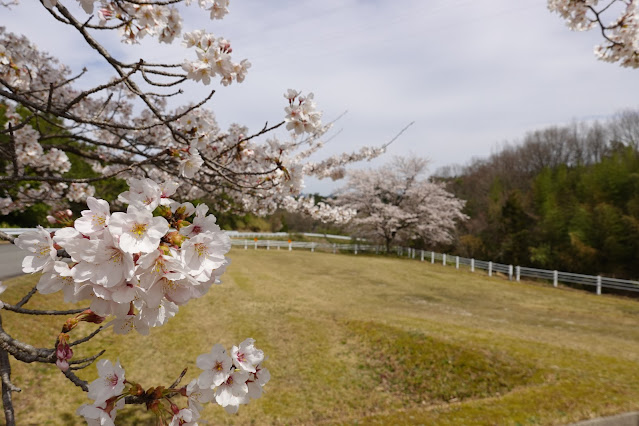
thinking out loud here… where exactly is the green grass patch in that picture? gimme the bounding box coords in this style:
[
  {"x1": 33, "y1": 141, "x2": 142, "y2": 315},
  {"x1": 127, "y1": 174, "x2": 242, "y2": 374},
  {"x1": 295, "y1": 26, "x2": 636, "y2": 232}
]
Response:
[{"x1": 346, "y1": 321, "x2": 538, "y2": 404}]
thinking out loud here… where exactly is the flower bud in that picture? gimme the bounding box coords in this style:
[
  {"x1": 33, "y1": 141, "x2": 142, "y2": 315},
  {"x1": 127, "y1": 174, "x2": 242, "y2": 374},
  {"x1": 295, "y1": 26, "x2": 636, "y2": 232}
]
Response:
[
  {"x1": 62, "y1": 317, "x2": 79, "y2": 333},
  {"x1": 55, "y1": 333, "x2": 73, "y2": 371},
  {"x1": 165, "y1": 231, "x2": 185, "y2": 247},
  {"x1": 76, "y1": 309, "x2": 105, "y2": 324}
]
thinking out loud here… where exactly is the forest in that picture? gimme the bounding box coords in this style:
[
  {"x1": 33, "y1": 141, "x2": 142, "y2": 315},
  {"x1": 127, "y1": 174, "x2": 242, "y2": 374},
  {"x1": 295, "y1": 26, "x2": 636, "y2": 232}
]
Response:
[{"x1": 437, "y1": 109, "x2": 639, "y2": 279}]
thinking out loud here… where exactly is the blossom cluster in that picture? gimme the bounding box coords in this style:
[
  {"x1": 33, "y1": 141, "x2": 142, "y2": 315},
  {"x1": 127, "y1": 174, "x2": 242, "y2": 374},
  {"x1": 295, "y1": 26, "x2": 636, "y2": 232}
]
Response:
[
  {"x1": 77, "y1": 339, "x2": 268, "y2": 424},
  {"x1": 1, "y1": 2, "x2": 390, "y2": 224},
  {"x1": 182, "y1": 30, "x2": 250, "y2": 86},
  {"x1": 281, "y1": 195, "x2": 356, "y2": 224},
  {"x1": 302, "y1": 145, "x2": 388, "y2": 181},
  {"x1": 39, "y1": 0, "x2": 229, "y2": 44},
  {"x1": 14, "y1": 177, "x2": 231, "y2": 335},
  {"x1": 548, "y1": 0, "x2": 639, "y2": 68},
  {"x1": 284, "y1": 89, "x2": 323, "y2": 135},
  {"x1": 0, "y1": 26, "x2": 359, "y2": 220}
]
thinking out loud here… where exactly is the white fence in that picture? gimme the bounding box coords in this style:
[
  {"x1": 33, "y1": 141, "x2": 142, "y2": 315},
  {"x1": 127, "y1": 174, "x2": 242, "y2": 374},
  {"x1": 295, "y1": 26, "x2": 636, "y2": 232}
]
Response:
[
  {"x1": 4, "y1": 228, "x2": 637, "y2": 295},
  {"x1": 2, "y1": 228, "x2": 355, "y2": 241},
  {"x1": 231, "y1": 239, "x2": 639, "y2": 295}
]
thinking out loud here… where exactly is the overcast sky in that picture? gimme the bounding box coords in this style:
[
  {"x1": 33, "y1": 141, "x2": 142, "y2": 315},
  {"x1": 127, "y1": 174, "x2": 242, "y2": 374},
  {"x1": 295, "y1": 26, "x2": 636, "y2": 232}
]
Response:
[{"x1": 4, "y1": 1, "x2": 639, "y2": 194}]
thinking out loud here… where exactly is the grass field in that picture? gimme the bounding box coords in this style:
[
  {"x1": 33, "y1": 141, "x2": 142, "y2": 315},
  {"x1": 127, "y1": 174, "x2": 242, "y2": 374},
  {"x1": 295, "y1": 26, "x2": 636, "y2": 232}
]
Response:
[{"x1": 4, "y1": 248, "x2": 639, "y2": 425}]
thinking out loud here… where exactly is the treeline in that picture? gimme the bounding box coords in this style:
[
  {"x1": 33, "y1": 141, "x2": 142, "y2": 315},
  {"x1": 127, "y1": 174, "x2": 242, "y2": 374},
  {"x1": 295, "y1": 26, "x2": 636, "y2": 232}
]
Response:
[{"x1": 436, "y1": 110, "x2": 639, "y2": 280}]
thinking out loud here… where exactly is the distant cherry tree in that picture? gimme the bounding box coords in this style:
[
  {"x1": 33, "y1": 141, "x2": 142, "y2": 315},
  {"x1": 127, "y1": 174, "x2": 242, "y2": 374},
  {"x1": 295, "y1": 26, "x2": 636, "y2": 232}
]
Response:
[{"x1": 333, "y1": 157, "x2": 467, "y2": 252}]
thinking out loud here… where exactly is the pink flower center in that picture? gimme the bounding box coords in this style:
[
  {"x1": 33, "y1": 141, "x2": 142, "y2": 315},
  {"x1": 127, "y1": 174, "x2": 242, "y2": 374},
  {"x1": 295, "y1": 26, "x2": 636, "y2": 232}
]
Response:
[{"x1": 106, "y1": 373, "x2": 119, "y2": 387}]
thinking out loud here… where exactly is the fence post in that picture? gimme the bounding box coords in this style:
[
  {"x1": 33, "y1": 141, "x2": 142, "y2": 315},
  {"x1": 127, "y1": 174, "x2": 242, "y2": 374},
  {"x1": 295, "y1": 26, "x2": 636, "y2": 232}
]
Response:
[
  {"x1": 267, "y1": 241, "x2": 270, "y2": 251},
  {"x1": 420, "y1": 250, "x2": 424, "y2": 262},
  {"x1": 597, "y1": 276, "x2": 602, "y2": 295},
  {"x1": 254, "y1": 240, "x2": 257, "y2": 250},
  {"x1": 442, "y1": 253, "x2": 446, "y2": 266},
  {"x1": 488, "y1": 261, "x2": 493, "y2": 277},
  {"x1": 553, "y1": 270, "x2": 558, "y2": 288},
  {"x1": 375, "y1": 246, "x2": 378, "y2": 255},
  {"x1": 508, "y1": 265, "x2": 513, "y2": 281},
  {"x1": 244, "y1": 240, "x2": 247, "y2": 250},
  {"x1": 412, "y1": 249, "x2": 415, "y2": 259},
  {"x1": 355, "y1": 244, "x2": 358, "y2": 255},
  {"x1": 431, "y1": 251, "x2": 435, "y2": 264},
  {"x1": 332, "y1": 244, "x2": 336, "y2": 254},
  {"x1": 456, "y1": 256, "x2": 459, "y2": 269},
  {"x1": 516, "y1": 266, "x2": 520, "y2": 281},
  {"x1": 471, "y1": 258, "x2": 475, "y2": 272},
  {"x1": 277, "y1": 243, "x2": 280, "y2": 250},
  {"x1": 311, "y1": 243, "x2": 315, "y2": 253},
  {"x1": 289, "y1": 241, "x2": 292, "y2": 251}
]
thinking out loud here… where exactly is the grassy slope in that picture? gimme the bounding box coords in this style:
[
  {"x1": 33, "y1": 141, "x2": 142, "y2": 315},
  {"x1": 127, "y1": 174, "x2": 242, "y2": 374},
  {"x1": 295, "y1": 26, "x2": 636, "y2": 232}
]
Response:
[{"x1": 4, "y1": 249, "x2": 639, "y2": 425}]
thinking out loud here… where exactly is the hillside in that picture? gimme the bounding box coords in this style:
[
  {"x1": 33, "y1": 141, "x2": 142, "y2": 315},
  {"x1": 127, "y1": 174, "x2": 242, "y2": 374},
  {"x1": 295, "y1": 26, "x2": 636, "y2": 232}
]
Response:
[{"x1": 4, "y1": 249, "x2": 639, "y2": 424}]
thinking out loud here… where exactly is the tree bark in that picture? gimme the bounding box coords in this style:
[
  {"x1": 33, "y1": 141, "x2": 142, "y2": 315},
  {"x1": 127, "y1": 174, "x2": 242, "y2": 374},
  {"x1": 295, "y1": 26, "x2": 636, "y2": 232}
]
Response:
[{"x1": 0, "y1": 312, "x2": 16, "y2": 426}]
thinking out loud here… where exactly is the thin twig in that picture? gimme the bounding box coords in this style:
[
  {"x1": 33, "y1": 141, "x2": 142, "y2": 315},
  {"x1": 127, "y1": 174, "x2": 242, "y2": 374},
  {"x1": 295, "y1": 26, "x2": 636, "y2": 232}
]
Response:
[
  {"x1": 70, "y1": 327, "x2": 103, "y2": 347},
  {"x1": 69, "y1": 349, "x2": 105, "y2": 367},
  {"x1": 15, "y1": 286, "x2": 37, "y2": 309},
  {"x1": 2, "y1": 305, "x2": 86, "y2": 316},
  {"x1": 169, "y1": 368, "x2": 188, "y2": 389},
  {"x1": 62, "y1": 368, "x2": 88, "y2": 391}
]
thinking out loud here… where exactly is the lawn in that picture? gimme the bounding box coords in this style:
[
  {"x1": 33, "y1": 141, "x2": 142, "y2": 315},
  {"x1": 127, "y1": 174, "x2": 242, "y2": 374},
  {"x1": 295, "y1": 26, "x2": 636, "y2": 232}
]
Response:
[{"x1": 3, "y1": 248, "x2": 639, "y2": 425}]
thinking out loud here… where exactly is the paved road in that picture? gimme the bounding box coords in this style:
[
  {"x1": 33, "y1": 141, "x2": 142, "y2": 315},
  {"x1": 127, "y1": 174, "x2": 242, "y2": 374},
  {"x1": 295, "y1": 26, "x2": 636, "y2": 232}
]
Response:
[{"x1": 0, "y1": 244, "x2": 26, "y2": 280}]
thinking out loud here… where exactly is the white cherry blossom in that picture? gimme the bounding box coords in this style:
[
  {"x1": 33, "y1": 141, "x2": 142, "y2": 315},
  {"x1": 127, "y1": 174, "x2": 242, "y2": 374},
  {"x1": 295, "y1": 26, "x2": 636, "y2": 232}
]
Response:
[
  {"x1": 231, "y1": 338, "x2": 264, "y2": 373},
  {"x1": 196, "y1": 343, "x2": 232, "y2": 388},
  {"x1": 109, "y1": 207, "x2": 169, "y2": 254},
  {"x1": 74, "y1": 197, "x2": 111, "y2": 237},
  {"x1": 214, "y1": 370, "x2": 250, "y2": 414},
  {"x1": 87, "y1": 359, "x2": 126, "y2": 405},
  {"x1": 14, "y1": 226, "x2": 57, "y2": 273}
]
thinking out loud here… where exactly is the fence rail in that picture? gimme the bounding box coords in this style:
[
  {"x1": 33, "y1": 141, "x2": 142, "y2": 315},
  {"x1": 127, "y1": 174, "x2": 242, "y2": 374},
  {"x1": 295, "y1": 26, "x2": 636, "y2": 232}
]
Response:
[
  {"x1": 4, "y1": 228, "x2": 638, "y2": 295},
  {"x1": 231, "y1": 238, "x2": 639, "y2": 295},
  {"x1": 1, "y1": 228, "x2": 355, "y2": 240}
]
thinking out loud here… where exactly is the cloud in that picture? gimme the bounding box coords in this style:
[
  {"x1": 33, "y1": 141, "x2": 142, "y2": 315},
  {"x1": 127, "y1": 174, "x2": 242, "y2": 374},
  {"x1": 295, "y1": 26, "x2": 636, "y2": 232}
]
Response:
[{"x1": 4, "y1": 1, "x2": 639, "y2": 195}]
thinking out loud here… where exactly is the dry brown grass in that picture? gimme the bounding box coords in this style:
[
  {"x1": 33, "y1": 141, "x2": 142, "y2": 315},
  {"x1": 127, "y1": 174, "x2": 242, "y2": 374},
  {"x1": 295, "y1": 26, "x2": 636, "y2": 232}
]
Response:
[{"x1": 3, "y1": 249, "x2": 639, "y2": 425}]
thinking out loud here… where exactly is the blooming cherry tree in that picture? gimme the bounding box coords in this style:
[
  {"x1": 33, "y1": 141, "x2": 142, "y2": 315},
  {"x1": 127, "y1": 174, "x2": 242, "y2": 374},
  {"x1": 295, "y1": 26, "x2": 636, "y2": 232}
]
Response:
[
  {"x1": 0, "y1": 0, "x2": 410, "y2": 423},
  {"x1": 334, "y1": 157, "x2": 468, "y2": 252},
  {"x1": 0, "y1": 0, "x2": 392, "y2": 222}
]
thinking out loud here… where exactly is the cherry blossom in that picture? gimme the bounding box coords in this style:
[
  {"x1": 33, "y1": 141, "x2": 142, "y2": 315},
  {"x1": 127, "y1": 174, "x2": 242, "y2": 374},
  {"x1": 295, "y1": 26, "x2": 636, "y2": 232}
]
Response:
[
  {"x1": 77, "y1": 398, "x2": 124, "y2": 426},
  {"x1": 88, "y1": 359, "x2": 126, "y2": 405},
  {"x1": 13, "y1": 226, "x2": 56, "y2": 273},
  {"x1": 74, "y1": 197, "x2": 111, "y2": 237},
  {"x1": 231, "y1": 338, "x2": 264, "y2": 373},
  {"x1": 109, "y1": 207, "x2": 169, "y2": 254},
  {"x1": 214, "y1": 370, "x2": 250, "y2": 414},
  {"x1": 196, "y1": 343, "x2": 232, "y2": 388},
  {"x1": 74, "y1": 340, "x2": 267, "y2": 423},
  {"x1": 548, "y1": 0, "x2": 639, "y2": 68}
]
